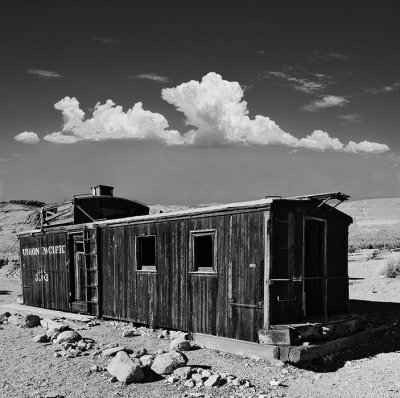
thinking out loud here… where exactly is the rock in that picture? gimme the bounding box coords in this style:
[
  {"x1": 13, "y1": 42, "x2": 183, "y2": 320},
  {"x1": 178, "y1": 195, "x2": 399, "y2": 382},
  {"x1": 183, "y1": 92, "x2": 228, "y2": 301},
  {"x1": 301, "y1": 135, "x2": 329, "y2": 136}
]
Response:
[
  {"x1": 77, "y1": 340, "x2": 87, "y2": 350},
  {"x1": 8, "y1": 314, "x2": 26, "y2": 327},
  {"x1": 192, "y1": 373, "x2": 207, "y2": 382},
  {"x1": 139, "y1": 355, "x2": 154, "y2": 368},
  {"x1": 109, "y1": 376, "x2": 118, "y2": 383},
  {"x1": 157, "y1": 348, "x2": 165, "y2": 355},
  {"x1": 107, "y1": 351, "x2": 145, "y2": 384},
  {"x1": 90, "y1": 365, "x2": 102, "y2": 373},
  {"x1": 0, "y1": 312, "x2": 11, "y2": 321},
  {"x1": 25, "y1": 314, "x2": 41, "y2": 328},
  {"x1": 53, "y1": 352, "x2": 61, "y2": 358},
  {"x1": 33, "y1": 334, "x2": 49, "y2": 343},
  {"x1": 151, "y1": 351, "x2": 188, "y2": 375},
  {"x1": 204, "y1": 374, "x2": 221, "y2": 387},
  {"x1": 161, "y1": 330, "x2": 170, "y2": 339},
  {"x1": 102, "y1": 346, "x2": 125, "y2": 357},
  {"x1": 55, "y1": 331, "x2": 81, "y2": 344},
  {"x1": 167, "y1": 375, "x2": 179, "y2": 383},
  {"x1": 201, "y1": 370, "x2": 212, "y2": 377},
  {"x1": 122, "y1": 329, "x2": 138, "y2": 337},
  {"x1": 170, "y1": 338, "x2": 192, "y2": 352},
  {"x1": 131, "y1": 348, "x2": 147, "y2": 358},
  {"x1": 173, "y1": 366, "x2": 192, "y2": 380},
  {"x1": 50, "y1": 331, "x2": 60, "y2": 342},
  {"x1": 169, "y1": 330, "x2": 190, "y2": 340},
  {"x1": 103, "y1": 343, "x2": 118, "y2": 349},
  {"x1": 269, "y1": 379, "x2": 280, "y2": 387},
  {"x1": 184, "y1": 379, "x2": 195, "y2": 388}
]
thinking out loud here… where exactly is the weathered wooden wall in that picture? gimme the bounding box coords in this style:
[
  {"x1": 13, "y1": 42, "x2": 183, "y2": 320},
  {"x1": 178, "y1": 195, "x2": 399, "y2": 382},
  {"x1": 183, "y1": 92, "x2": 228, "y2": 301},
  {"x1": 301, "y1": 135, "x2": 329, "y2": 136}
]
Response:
[
  {"x1": 20, "y1": 233, "x2": 69, "y2": 311},
  {"x1": 100, "y1": 211, "x2": 265, "y2": 342}
]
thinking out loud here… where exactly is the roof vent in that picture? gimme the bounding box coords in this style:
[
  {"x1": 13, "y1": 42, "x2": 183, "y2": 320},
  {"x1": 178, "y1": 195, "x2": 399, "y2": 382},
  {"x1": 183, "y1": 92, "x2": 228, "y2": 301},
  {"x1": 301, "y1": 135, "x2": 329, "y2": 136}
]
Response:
[{"x1": 90, "y1": 185, "x2": 114, "y2": 197}]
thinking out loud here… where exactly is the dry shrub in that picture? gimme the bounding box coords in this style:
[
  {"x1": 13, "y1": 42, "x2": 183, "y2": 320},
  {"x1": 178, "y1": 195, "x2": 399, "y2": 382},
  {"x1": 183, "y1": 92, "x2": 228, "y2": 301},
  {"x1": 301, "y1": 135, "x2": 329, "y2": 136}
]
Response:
[{"x1": 381, "y1": 256, "x2": 400, "y2": 278}]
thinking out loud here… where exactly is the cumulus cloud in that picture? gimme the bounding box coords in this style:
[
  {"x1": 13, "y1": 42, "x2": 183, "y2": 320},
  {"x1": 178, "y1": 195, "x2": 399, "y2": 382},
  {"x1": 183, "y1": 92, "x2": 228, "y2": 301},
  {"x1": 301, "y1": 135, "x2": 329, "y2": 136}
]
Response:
[
  {"x1": 134, "y1": 73, "x2": 170, "y2": 83},
  {"x1": 42, "y1": 73, "x2": 388, "y2": 154},
  {"x1": 43, "y1": 97, "x2": 183, "y2": 145},
  {"x1": 302, "y1": 95, "x2": 349, "y2": 112},
  {"x1": 14, "y1": 131, "x2": 40, "y2": 144},
  {"x1": 26, "y1": 69, "x2": 63, "y2": 79}
]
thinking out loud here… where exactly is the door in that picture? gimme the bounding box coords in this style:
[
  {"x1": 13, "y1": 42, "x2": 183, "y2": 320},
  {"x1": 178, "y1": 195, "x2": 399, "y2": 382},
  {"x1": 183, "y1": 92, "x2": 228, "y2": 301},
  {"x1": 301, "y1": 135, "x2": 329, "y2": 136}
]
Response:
[
  {"x1": 303, "y1": 218, "x2": 326, "y2": 318},
  {"x1": 71, "y1": 234, "x2": 86, "y2": 312},
  {"x1": 69, "y1": 228, "x2": 100, "y2": 316}
]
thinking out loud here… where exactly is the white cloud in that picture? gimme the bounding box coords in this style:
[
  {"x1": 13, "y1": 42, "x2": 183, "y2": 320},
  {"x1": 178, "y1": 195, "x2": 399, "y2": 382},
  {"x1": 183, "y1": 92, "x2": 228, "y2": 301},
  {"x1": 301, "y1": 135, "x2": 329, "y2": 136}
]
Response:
[
  {"x1": 91, "y1": 37, "x2": 118, "y2": 45},
  {"x1": 338, "y1": 113, "x2": 362, "y2": 125},
  {"x1": 26, "y1": 69, "x2": 63, "y2": 79},
  {"x1": 266, "y1": 71, "x2": 328, "y2": 94},
  {"x1": 310, "y1": 52, "x2": 349, "y2": 61},
  {"x1": 366, "y1": 82, "x2": 400, "y2": 94},
  {"x1": 134, "y1": 73, "x2": 170, "y2": 83},
  {"x1": 41, "y1": 73, "x2": 388, "y2": 155},
  {"x1": 14, "y1": 131, "x2": 40, "y2": 144},
  {"x1": 161, "y1": 73, "x2": 387, "y2": 153},
  {"x1": 302, "y1": 95, "x2": 349, "y2": 112},
  {"x1": 43, "y1": 97, "x2": 184, "y2": 145},
  {"x1": 344, "y1": 141, "x2": 390, "y2": 154}
]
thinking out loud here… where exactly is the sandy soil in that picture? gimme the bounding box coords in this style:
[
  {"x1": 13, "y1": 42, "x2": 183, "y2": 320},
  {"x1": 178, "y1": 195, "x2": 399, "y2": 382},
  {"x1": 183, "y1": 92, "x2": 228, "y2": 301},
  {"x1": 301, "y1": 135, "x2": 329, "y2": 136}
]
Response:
[{"x1": 1, "y1": 250, "x2": 400, "y2": 398}]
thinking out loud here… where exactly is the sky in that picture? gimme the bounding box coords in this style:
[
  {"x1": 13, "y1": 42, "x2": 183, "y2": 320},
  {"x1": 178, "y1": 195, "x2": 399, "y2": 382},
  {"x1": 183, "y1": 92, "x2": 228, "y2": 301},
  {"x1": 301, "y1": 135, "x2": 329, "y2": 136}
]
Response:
[{"x1": 0, "y1": 1, "x2": 399, "y2": 205}]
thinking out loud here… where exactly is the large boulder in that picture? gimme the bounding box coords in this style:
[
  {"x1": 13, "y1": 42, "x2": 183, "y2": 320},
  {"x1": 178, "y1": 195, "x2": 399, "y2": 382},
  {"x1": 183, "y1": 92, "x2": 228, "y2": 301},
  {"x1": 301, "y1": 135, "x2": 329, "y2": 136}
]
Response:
[
  {"x1": 151, "y1": 351, "x2": 188, "y2": 375},
  {"x1": 25, "y1": 314, "x2": 41, "y2": 328},
  {"x1": 170, "y1": 338, "x2": 192, "y2": 352},
  {"x1": 55, "y1": 331, "x2": 81, "y2": 344},
  {"x1": 107, "y1": 351, "x2": 145, "y2": 383}
]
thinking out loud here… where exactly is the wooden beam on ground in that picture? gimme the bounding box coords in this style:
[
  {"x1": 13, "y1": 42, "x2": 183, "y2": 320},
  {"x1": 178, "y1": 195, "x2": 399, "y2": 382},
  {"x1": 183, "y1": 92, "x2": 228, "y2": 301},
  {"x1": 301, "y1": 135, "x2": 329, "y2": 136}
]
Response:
[
  {"x1": 193, "y1": 333, "x2": 280, "y2": 361},
  {"x1": 278, "y1": 326, "x2": 389, "y2": 363}
]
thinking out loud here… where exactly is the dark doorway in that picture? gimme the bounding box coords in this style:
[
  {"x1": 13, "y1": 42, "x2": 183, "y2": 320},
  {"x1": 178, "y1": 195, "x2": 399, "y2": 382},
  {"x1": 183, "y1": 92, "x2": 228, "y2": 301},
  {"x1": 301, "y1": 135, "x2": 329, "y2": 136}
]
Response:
[
  {"x1": 303, "y1": 218, "x2": 326, "y2": 318},
  {"x1": 70, "y1": 234, "x2": 87, "y2": 313}
]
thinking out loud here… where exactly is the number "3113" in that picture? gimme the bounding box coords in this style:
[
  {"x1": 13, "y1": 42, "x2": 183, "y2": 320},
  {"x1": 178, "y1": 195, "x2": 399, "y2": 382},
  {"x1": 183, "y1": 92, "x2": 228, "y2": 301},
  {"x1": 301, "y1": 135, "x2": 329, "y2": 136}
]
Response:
[{"x1": 34, "y1": 269, "x2": 49, "y2": 282}]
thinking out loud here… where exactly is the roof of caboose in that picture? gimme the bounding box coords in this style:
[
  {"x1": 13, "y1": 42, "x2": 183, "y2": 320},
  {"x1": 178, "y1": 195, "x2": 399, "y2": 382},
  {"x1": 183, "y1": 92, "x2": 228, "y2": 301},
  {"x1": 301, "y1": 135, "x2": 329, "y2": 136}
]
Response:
[{"x1": 18, "y1": 192, "x2": 352, "y2": 236}]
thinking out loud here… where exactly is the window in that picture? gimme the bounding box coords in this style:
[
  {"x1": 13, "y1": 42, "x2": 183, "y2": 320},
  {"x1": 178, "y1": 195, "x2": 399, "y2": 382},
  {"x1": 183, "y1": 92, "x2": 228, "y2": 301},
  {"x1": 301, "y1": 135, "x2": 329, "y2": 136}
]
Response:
[
  {"x1": 136, "y1": 235, "x2": 156, "y2": 271},
  {"x1": 190, "y1": 230, "x2": 217, "y2": 273}
]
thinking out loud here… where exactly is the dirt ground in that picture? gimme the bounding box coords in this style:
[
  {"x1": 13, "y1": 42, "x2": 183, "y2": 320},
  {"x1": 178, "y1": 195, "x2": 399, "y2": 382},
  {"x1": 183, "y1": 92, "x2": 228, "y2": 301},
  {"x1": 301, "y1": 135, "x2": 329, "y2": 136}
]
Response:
[{"x1": 1, "y1": 249, "x2": 400, "y2": 398}]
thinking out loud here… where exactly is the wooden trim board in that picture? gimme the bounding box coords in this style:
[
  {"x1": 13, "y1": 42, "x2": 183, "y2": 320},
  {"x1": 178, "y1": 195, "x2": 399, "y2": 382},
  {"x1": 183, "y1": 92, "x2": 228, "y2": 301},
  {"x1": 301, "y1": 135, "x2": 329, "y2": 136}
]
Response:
[{"x1": 193, "y1": 333, "x2": 279, "y2": 361}]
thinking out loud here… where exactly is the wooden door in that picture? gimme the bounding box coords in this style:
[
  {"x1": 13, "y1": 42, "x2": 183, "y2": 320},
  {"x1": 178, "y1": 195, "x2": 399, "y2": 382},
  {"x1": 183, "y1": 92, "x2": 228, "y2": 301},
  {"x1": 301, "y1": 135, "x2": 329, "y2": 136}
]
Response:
[
  {"x1": 303, "y1": 218, "x2": 326, "y2": 318},
  {"x1": 70, "y1": 229, "x2": 100, "y2": 315}
]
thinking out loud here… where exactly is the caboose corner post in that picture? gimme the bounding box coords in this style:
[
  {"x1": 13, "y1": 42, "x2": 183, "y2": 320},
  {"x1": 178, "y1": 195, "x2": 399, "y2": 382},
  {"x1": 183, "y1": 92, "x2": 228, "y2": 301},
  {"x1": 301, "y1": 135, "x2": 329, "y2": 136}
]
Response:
[{"x1": 263, "y1": 211, "x2": 271, "y2": 330}]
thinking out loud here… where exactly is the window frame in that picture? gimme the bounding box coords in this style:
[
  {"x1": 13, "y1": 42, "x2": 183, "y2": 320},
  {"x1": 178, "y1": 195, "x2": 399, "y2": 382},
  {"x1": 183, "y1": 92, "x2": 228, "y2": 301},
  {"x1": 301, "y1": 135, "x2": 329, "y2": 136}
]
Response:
[
  {"x1": 135, "y1": 234, "x2": 157, "y2": 272},
  {"x1": 189, "y1": 229, "x2": 217, "y2": 274}
]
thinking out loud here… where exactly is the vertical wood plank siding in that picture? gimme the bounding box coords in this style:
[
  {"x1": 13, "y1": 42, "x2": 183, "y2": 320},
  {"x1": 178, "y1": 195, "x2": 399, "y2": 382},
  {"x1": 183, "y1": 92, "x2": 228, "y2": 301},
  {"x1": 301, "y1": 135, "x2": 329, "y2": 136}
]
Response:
[
  {"x1": 20, "y1": 233, "x2": 69, "y2": 311},
  {"x1": 100, "y1": 211, "x2": 266, "y2": 342}
]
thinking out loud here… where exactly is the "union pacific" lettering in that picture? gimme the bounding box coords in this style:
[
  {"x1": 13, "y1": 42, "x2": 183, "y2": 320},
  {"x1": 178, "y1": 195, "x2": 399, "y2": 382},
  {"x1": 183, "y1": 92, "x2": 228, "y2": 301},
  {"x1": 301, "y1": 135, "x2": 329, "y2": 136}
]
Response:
[{"x1": 22, "y1": 245, "x2": 66, "y2": 256}]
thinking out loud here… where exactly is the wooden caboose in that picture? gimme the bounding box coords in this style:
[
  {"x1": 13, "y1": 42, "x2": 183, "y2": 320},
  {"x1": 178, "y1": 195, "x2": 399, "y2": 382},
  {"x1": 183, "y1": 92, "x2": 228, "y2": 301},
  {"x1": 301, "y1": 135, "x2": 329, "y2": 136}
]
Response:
[{"x1": 18, "y1": 186, "x2": 355, "y2": 360}]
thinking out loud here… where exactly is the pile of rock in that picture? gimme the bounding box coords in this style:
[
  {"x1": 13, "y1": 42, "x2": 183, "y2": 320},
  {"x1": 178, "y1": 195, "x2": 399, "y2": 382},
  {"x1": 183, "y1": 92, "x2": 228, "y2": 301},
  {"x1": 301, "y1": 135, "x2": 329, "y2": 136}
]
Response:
[{"x1": 0, "y1": 312, "x2": 40, "y2": 327}]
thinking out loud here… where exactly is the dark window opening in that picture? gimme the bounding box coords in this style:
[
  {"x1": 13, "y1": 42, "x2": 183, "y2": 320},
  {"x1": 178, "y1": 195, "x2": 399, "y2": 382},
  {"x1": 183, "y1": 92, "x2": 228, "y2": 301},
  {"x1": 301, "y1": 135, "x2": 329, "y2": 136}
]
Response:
[
  {"x1": 192, "y1": 232, "x2": 216, "y2": 272},
  {"x1": 136, "y1": 235, "x2": 156, "y2": 271},
  {"x1": 75, "y1": 241, "x2": 84, "y2": 253}
]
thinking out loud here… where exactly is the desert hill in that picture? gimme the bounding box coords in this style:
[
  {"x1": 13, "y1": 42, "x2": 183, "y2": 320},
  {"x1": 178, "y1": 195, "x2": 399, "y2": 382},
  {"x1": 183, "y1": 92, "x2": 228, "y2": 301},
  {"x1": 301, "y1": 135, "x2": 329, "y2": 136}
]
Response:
[
  {"x1": 0, "y1": 200, "x2": 43, "y2": 267},
  {"x1": 339, "y1": 197, "x2": 400, "y2": 250}
]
